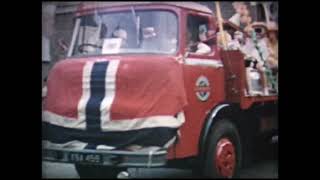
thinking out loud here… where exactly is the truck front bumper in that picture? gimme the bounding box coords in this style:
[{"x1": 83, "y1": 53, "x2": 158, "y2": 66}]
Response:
[{"x1": 42, "y1": 147, "x2": 168, "y2": 168}]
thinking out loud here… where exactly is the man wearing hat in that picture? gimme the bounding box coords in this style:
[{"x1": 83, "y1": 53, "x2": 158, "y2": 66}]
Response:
[{"x1": 112, "y1": 26, "x2": 128, "y2": 48}]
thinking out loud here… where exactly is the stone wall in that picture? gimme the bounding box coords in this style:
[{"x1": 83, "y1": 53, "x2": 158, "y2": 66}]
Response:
[{"x1": 42, "y1": 3, "x2": 75, "y2": 86}]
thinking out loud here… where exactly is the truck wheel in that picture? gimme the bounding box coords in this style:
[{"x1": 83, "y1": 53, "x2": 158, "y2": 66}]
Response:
[
  {"x1": 204, "y1": 119, "x2": 242, "y2": 178},
  {"x1": 75, "y1": 164, "x2": 125, "y2": 178}
]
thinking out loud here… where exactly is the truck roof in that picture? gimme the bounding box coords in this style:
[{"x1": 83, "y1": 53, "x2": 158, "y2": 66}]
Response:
[{"x1": 76, "y1": 2, "x2": 213, "y2": 14}]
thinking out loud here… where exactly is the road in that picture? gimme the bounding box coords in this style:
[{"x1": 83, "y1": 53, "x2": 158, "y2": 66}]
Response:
[
  {"x1": 43, "y1": 138, "x2": 277, "y2": 178},
  {"x1": 42, "y1": 158, "x2": 277, "y2": 178}
]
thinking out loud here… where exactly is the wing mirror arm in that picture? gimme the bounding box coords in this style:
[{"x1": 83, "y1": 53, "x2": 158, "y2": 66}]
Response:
[
  {"x1": 176, "y1": 49, "x2": 189, "y2": 64},
  {"x1": 184, "y1": 51, "x2": 189, "y2": 59},
  {"x1": 182, "y1": 51, "x2": 189, "y2": 63}
]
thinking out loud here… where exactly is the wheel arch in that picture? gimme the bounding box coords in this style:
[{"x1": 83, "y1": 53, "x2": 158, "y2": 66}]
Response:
[
  {"x1": 197, "y1": 102, "x2": 263, "y2": 169},
  {"x1": 198, "y1": 103, "x2": 242, "y2": 160}
]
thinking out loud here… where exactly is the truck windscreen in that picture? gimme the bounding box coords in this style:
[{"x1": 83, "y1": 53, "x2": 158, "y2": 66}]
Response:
[{"x1": 71, "y1": 10, "x2": 178, "y2": 56}]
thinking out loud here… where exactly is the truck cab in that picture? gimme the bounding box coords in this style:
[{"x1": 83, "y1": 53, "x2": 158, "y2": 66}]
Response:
[{"x1": 42, "y1": 2, "x2": 277, "y2": 178}]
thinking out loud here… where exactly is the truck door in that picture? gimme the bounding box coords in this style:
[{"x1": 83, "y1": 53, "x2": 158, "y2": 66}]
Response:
[{"x1": 173, "y1": 12, "x2": 226, "y2": 158}]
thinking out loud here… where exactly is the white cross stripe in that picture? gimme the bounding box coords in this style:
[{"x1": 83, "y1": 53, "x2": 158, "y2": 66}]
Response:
[
  {"x1": 77, "y1": 61, "x2": 94, "y2": 128},
  {"x1": 100, "y1": 60, "x2": 120, "y2": 125}
]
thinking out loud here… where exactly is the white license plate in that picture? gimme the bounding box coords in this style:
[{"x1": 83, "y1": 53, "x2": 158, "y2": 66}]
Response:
[{"x1": 69, "y1": 152, "x2": 102, "y2": 164}]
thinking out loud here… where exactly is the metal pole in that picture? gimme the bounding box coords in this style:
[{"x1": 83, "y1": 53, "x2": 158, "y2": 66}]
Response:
[
  {"x1": 67, "y1": 18, "x2": 81, "y2": 57},
  {"x1": 262, "y1": 3, "x2": 270, "y2": 24}
]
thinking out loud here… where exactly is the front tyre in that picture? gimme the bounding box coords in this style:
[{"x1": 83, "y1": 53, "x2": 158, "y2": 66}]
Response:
[{"x1": 204, "y1": 119, "x2": 242, "y2": 178}]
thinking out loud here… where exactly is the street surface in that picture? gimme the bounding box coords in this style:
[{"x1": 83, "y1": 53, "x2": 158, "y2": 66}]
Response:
[{"x1": 43, "y1": 146, "x2": 278, "y2": 179}]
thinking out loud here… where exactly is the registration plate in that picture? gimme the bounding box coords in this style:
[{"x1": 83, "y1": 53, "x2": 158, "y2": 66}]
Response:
[{"x1": 69, "y1": 152, "x2": 103, "y2": 164}]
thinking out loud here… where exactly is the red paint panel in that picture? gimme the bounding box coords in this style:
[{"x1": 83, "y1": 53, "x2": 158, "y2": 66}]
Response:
[
  {"x1": 45, "y1": 55, "x2": 188, "y2": 122},
  {"x1": 168, "y1": 63, "x2": 225, "y2": 159},
  {"x1": 44, "y1": 60, "x2": 86, "y2": 119},
  {"x1": 111, "y1": 58, "x2": 187, "y2": 120},
  {"x1": 241, "y1": 95, "x2": 278, "y2": 109}
]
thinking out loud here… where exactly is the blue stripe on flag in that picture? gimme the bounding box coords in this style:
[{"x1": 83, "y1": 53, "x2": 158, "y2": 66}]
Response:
[{"x1": 86, "y1": 61, "x2": 109, "y2": 132}]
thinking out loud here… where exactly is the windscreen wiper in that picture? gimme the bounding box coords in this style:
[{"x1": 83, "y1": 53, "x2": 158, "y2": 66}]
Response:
[{"x1": 131, "y1": 6, "x2": 140, "y2": 45}]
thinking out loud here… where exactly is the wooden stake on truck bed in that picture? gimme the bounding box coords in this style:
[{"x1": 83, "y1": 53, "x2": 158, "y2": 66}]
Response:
[{"x1": 215, "y1": 2, "x2": 227, "y2": 49}]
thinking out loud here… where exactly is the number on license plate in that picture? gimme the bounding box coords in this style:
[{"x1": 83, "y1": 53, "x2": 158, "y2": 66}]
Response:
[{"x1": 69, "y1": 153, "x2": 102, "y2": 164}]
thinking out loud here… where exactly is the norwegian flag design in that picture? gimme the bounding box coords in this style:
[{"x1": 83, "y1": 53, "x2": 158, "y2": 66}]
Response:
[{"x1": 42, "y1": 58, "x2": 187, "y2": 147}]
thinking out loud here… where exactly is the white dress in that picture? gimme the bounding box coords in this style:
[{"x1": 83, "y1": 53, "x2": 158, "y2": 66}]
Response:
[{"x1": 242, "y1": 38, "x2": 269, "y2": 64}]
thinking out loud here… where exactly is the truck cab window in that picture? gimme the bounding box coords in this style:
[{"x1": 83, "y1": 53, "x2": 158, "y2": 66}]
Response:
[{"x1": 186, "y1": 15, "x2": 214, "y2": 55}]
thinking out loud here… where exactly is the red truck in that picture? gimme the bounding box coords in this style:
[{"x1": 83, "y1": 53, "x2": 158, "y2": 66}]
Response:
[{"x1": 42, "y1": 2, "x2": 278, "y2": 178}]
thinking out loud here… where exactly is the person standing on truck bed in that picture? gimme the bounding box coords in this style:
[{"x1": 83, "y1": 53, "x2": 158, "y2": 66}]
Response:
[
  {"x1": 229, "y1": 2, "x2": 248, "y2": 27},
  {"x1": 245, "y1": 22, "x2": 272, "y2": 95},
  {"x1": 228, "y1": 31, "x2": 262, "y2": 96},
  {"x1": 266, "y1": 22, "x2": 278, "y2": 93},
  {"x1": 266, "y1": 23, "x2": 278, "y2": 70},
  {"x1": 228, "y1": 4, "x2": 271, "y2": 96}
]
